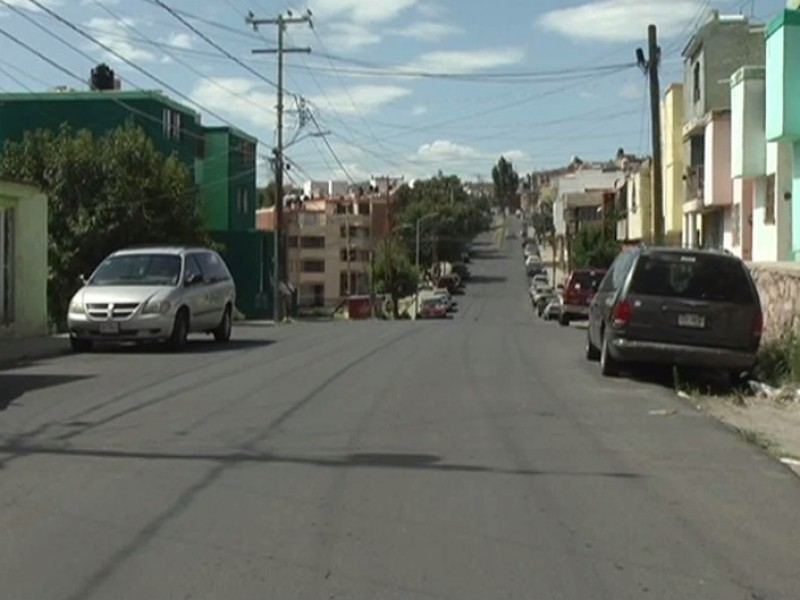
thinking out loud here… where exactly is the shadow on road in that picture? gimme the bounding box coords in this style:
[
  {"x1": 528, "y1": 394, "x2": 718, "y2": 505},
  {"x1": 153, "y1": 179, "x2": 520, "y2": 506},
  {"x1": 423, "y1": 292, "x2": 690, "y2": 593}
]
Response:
[
  {"x1": 0, "y1": 374, "x2": 92, "y2": 411},
  {"x1": 0, "y1": 444, "x2": 644, "y2": 480},
  {"x1": 469, "y1": 274, "x2": 508, "y2": 284},
  {"x1": 91, "y1": 338, "x2": 274, "y2": 356},
  {"x1": 624, "y1": 364, "x2": 736, "y2": 396}
]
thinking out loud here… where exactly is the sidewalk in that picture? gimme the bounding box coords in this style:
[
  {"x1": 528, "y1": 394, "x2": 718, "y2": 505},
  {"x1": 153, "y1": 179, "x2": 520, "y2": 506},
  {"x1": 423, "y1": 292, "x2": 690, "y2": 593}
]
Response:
[{"x1": 0, "y1": 335, "x2": 71, "y2": 369}]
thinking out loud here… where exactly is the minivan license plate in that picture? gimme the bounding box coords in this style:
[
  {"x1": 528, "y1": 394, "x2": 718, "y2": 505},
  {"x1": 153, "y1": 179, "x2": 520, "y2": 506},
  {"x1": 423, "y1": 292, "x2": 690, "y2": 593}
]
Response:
[
  {"x1": 678, "y1": 313, "x2": 705, "y2": 329},
  {"x1": 99, "y1": 321, "x2": 120, "y2": 335}
]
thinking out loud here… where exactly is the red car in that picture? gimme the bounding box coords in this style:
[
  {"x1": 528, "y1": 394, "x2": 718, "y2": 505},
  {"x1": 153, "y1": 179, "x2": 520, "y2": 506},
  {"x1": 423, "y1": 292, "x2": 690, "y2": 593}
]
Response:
[
  {"x1": 560, "y1": 268, "x2": 606, "y2": 326},
  {"x1": 419, "y1": 298, "x2": 448, "y2": 319}
]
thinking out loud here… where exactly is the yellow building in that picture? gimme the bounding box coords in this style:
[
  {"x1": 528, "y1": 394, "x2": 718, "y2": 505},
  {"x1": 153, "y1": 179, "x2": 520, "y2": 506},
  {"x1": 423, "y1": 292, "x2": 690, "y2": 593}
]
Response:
[{"x1": 662, "y1": 83, "x2": 685, "y2": 246}]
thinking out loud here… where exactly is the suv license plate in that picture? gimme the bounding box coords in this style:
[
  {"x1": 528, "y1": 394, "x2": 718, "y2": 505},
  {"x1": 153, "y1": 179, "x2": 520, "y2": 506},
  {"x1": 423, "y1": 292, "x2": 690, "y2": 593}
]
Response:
[
  {"x1": 678, "y1": 313, "x2": 705, "y2": 329},
  {"x1": 99, "y1": 321, "x2": 120, "y2": 335}
]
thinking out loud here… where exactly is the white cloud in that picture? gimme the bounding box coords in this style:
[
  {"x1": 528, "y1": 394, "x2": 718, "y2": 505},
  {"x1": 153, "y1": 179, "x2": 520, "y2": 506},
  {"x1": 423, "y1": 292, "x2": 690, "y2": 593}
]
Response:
[
  {"x1": 323, "y1": 21, "x2": 382, "y2": 51},
  {"x1": 619, "y1": 81, "x2": 645, "y2": 99},
  {"x1": 415, "y1": 2, "x2": 445, "y2": 19},
  {"x1": 308, "y1": 85, "x2": 411, "y2": 115},
  {"x1": 402, "y1": 47, "x2": 525, "y2": 74},
  {"x1": 310, "y1": 0, "x2": 419, "y2": 24},
  {"x1": 538, "y1": 0, "x2": 703, "y2": 43},
  {"x1": 164, "y1": 32, "x2": 194, "y2": 50},
  {"x1": 85, "y1": 16, "x2": 157, "y2": 62},
  {"x1": 394, "y1": 21, "x2": 463, "y2": 41},
  {"x1": 191, "y1": 77, "x2": 275, "y2": 128},
  {"x1": 409, "y1": 140, "x2": 531, "y2": 175},
  {"x1": 412, "y1": 105, "x2": 428, "y2": 116},
  {"x1": 415, "y1": 139, "x2": 480, "y2": 161}
]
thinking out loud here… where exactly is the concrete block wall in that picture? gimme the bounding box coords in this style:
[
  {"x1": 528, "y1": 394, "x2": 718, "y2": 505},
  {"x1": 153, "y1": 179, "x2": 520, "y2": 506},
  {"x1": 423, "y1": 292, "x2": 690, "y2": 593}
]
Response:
[{"x1": 748, "y1": 262, "x2": 800, "y2": 342}]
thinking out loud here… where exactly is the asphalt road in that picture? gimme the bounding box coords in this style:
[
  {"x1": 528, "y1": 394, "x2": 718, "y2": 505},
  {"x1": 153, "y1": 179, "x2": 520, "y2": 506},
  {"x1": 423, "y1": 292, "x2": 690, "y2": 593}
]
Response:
[{"x1": 2, "y1": 231, "x2": 800, "y2": 600}]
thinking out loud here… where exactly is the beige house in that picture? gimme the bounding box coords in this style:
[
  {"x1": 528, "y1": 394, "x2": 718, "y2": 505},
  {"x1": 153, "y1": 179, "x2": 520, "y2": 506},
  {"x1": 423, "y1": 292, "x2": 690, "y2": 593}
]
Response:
[
  {"x1": 0, "y1": 180, "x2": 48, "y2": 338},
  {"x1": 257, "y1": 192, "x2": 390, "y2": 308}
]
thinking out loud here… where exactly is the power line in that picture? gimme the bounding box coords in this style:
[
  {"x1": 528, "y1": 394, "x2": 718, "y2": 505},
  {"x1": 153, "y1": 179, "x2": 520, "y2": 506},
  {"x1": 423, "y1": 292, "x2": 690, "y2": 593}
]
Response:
[{"x1": 0, "y1": 62, "x2": 33, "y2": 92}]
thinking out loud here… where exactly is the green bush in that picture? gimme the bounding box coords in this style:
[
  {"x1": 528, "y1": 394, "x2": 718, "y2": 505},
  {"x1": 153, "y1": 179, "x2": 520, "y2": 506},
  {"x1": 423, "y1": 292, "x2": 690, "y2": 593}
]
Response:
[{"x1": 755, "y1": 334, "x2": 800, "y2": 386}]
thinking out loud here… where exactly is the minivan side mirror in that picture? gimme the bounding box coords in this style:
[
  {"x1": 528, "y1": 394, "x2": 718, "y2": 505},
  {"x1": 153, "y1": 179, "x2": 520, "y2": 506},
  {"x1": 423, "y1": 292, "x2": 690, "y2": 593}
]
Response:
[
  {"x1": 185, "y1": 273, "x2": 204, "y2": 286},
  {"x1": 77, "y1": 274, "x2": 87, "y2": 285}
]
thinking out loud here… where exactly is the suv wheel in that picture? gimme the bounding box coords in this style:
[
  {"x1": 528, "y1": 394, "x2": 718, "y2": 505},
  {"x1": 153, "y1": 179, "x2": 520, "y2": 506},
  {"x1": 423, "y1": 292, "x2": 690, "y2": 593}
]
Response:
[
  {"x1": 168, "y1": 309, "x2": 189, "y2": 351},
  {"x1": 600, "y1": 333, "x2": 620, "y2": 377},
  {"x1": 213, "y1": 306, "x2": 232, "y2": 342},
  {"x1": 586, "y1": 331, "x2": 600, "y2": 361},
  {"x1": 70, "y1": 337, "x2": 93, "y2": 353}
]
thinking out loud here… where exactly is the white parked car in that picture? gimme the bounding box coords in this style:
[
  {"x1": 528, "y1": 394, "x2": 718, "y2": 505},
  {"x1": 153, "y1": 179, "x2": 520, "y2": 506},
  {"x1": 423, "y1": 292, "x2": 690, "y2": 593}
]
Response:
[{"x1": 67, "y1": 246, "x2": 236, "y2": 352}]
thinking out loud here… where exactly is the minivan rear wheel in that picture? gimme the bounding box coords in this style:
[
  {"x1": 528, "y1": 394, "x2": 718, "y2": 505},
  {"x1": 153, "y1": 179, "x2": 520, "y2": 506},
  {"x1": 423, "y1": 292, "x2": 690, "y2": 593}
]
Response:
[
  {"x1": 600, "y1": 333, "x2": 620, "y2": 377},
  {"x1": 213, "y1": 305, "x2": 232, "y2": 342}
]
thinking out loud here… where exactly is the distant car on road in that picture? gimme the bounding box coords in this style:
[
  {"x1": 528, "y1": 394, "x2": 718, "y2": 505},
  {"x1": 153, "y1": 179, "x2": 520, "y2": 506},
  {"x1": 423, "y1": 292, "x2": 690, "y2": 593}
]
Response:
[
  {"x1": 419, "y1": 298, "x2": 448, "y2": 319},
  {"x1": 586, "y1": 247, "x2": 763, "y2": 379},
  {"x1": 559, "y1": 268, "x2": 606, "y2": 326},
  {"x1": 67, "y1": 246, "x2": 236, "y2": 352}
]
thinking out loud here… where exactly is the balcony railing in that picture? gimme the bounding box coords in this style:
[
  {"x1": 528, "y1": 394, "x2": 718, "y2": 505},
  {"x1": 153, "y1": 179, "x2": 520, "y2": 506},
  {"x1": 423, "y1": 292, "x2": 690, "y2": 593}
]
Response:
[{"x1": 684, "y1": 165, "x2": 704, "y2": 203}]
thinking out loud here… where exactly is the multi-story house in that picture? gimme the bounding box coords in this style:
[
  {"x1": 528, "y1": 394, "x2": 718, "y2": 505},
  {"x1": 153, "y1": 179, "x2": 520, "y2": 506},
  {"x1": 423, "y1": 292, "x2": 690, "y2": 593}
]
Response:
[
  {"x1": 681, "y1": 10, "x2": 765, "y2": 250},
  {"x1": 765, "y1": 4, "x2": 800, "y2": 260},
  {"x1": 662, "y1": 84, "x2": 685, "y2": 246},
  {"x1": 257, "y1": 188, "x2": 390, "y2": 309},
  {"x1": 615, "y1": 160, "x2": 652, "y2": 245}
]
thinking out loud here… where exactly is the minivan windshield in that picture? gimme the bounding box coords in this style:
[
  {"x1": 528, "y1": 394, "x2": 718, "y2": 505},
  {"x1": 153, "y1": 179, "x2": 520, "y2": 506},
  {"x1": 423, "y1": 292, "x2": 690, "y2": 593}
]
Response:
[
  {"x1": 89, "y1": 254, "x2": 182, "y2": 287},
  {"x1": 629, "y1": 254, "x2": 755, "y2": 304}
]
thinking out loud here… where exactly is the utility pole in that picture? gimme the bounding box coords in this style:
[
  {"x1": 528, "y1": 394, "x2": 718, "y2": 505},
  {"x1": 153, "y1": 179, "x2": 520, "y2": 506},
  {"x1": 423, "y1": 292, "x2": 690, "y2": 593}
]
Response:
[
  {"x1": 637, "y1": 24, "x2": 664, "y2": 245},
  {"x1": 247, "y1": 9, "x2": 312, "y2": 320}
]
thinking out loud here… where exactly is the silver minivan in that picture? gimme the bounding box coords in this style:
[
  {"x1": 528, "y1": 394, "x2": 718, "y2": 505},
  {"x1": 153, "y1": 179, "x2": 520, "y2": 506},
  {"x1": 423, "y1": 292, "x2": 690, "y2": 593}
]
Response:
[{"x1": 67, "y1": 246, "x2": 236, "y2": 352}]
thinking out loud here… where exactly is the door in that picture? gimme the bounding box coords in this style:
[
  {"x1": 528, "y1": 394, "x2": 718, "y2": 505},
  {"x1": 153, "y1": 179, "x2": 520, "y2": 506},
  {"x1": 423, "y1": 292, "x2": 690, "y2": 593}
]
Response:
[
  {"x1": 183, "y1": 254, "x2": 211, "y2": 330},
  {"x1": 194, "y1": 252, "x2": 232, "y2": 328},
  {"x1": 623, "y1": 252, "x2": 759, "y2": 351}
]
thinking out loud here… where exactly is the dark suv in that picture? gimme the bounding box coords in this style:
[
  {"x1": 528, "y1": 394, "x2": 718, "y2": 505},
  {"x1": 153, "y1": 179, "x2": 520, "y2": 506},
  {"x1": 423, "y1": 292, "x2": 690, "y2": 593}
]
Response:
[
  {"x1": 586, "y1": 247, "x2": 763, "y2": 378},
  {"x1": 559, "y1": 268, "x2": 606, "y2": 326}
]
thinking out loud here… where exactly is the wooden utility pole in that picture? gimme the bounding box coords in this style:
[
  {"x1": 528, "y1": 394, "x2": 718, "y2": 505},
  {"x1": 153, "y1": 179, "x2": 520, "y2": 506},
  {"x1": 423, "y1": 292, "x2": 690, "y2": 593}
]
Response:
[
  {"x1": 638, "y1": 24, "x2": 664, "y2": 245},
  {"x1": 247, "y1": 10, "x2": 312, "y2": 320}
]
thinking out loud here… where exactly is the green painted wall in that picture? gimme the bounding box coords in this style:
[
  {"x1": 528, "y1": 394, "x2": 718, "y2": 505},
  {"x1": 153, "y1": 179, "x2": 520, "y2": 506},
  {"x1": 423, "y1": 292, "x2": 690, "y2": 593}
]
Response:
[
  {"x1": 0, "y1": 181, "x2": 48, "y2": 338},
  {"x1": 0, "y1": 91, "x2": 202, "y2": 182},
  {"x1": 766, "y1": 11, "x2": 800, "y2": 142},
  {"x1": 201, "y1": 129, "x2": 230, "y2": 230},
  {"x1": 211, "y1": 229, "x2": 274, "y2": 319}
]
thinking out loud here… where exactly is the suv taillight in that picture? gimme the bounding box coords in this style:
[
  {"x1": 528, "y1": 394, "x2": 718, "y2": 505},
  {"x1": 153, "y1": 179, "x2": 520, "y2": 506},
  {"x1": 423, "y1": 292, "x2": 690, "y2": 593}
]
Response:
[
  {"x1": 612, "y1": 300, "x2": 632, "y2": 326},
  {"x1": 753, "y1": 312, "x2": 763, "y2": 337}
]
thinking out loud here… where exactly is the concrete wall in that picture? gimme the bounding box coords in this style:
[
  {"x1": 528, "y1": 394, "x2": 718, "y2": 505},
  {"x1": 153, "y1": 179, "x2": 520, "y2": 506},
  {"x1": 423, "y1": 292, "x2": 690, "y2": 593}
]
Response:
[
  {"x1": 705, "y1": 115, "x2": 733, "y2": 206},
  {"x1": 731, "y1": 67, "x2": 767, "y2": 178},
  {"x1": 749, "y1": 262, "x2": 800, "y2": 342},
  {"x1": 663, "y1": 84, "x2": 685, "y2": 243},
  {"x1": 0, "y1": 181, "x2": 48, "y2": 338}
]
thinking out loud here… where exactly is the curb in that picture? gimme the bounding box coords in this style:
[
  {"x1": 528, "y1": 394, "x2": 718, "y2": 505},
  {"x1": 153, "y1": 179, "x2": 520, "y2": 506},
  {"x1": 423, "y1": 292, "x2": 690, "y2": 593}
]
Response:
[{"x1": 0, "y1": 336, "x2": 72, "y2": 370}]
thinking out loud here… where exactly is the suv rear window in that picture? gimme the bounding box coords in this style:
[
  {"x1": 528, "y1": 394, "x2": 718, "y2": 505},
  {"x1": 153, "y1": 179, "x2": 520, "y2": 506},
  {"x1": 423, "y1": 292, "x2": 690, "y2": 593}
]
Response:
[
  {"x1": 569, "y1": 271, "x2": 604, "y2": 290},
  {"x1": 629, "y1": 253, "x2": 755, "y2": 304}
]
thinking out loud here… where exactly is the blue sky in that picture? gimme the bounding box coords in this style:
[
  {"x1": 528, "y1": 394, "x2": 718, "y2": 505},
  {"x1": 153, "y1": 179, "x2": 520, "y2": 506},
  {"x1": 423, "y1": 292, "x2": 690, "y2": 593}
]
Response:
[{"x1": 0, "y1": 0, "x2": 788, "y2": 184}]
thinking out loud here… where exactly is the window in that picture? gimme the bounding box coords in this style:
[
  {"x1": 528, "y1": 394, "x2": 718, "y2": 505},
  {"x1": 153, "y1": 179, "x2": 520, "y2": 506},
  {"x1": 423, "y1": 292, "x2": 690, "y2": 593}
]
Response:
[
  {"x1": 358, "y1": 202, "x2": 370, "y2": 216},
  {"x1": 340, "y1": 225, "x2": 359, "y2": 238},
  {"x1": 237, "y1": 188, "x2": 250, "y2": 214},
  {"x1": 183, "y1": 255, "x2": 203, "y2": 284},
  {"x1": 90, "y1": 253, "x2": 182, "y2": 287},
  {"x1": 693, "y1": 62, "x2": 701, "y2": 103},
  {"x1": 629, "y1": 254, "x2": 755, "y2": 304},
  {"x1": 196, "y1": 136, "x2": 205, "y2": 159},
  {"x1": 732, "y1": 203, "x2": 741, "y2": 246},
  {"x1": 340, "y1": 248, "x2": 359, "y2": 262},
  {"x1": 336, "y1": 203, "x2": 350, "y2": 215},
  {"x1": 194, "y1": 252, "x2": 231, "y2": 283},
  {"x1": 288, "y1": 236, "x2": 299, "y2": 248},
  {"x1": 301, "y1": 260, "x2": 325, "y2": 273},
  {"x1": 339, "y1": 271, "x2": 349, "y2": 296},
  {"x1": 765, "y1": 174, "x2": 776, "y2": 225},
  {"x1": 601, "y1": 250, "x2": 636, "y2": 292},
  {"x1": 0, "y1": 207, "x2": 15, "y2": 325},
  {"x1": 162, "y1": 108, "x2": 182, "y2": 140},
  {"x1": 300, "y1": 236, "x2": 325, "y2": 249}
]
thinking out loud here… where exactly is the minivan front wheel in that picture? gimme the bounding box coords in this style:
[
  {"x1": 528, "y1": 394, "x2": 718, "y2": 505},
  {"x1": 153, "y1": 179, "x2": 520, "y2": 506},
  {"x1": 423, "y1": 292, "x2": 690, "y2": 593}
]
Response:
[
  {"x1": 213, "y1": 306, "x2": 232, "y2": 342},
  {"x1": 600, "y1": 333, "x2": 620, "y2": 377},
  {"x1": 168, "y1": 309, "x2": 189, "y2": 351}
]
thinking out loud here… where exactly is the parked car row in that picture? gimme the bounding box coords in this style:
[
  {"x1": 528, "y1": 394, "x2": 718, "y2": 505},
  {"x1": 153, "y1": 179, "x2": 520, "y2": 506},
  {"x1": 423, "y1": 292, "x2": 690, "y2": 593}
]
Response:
[
  {"x1": 529, "y1": 244, "x2": 764, "y2": 383},
  {"x1": 417, "y1": 261, "x2": 472, "y2": 320}
]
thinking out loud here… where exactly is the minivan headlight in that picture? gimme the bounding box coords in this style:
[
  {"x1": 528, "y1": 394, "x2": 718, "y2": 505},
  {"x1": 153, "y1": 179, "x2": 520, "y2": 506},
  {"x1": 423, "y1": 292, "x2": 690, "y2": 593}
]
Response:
[
  {"x1": 69, "y1": 298, "x2": 85, "y2": 314},
  {"x1": 142, "y1": 300, "x2": 172, "y2": 314}
]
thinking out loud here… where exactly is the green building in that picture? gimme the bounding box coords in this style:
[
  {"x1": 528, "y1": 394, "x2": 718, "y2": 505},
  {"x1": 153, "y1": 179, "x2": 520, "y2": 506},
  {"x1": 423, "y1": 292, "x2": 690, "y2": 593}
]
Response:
[
  {"x1": 0, "y1": 88, "x2": 275, "y2": 319},
  {"x1": 0, "y1": 90, "x2": 203, "y2": 182}
]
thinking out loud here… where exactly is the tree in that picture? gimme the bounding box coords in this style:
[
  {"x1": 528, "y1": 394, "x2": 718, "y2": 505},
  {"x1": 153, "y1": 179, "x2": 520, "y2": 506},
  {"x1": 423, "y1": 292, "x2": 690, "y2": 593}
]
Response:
[
  {"x1": 393, "y1": 173, "x2": 490, "y2": 267},
  {"x1": 491, "y1": 156, "x2": 520, "y2": 210},
  {"x1": 258, "y1": 181, "x2": 276, "y2": 208},
  {"x1": 0, "y1": 122, "x2": 210, "y2": 326},
  {"x1": 570, "y1": 224, "x2": 620, "y2": 270},
  {"x1": 372, "y1": 238, "x2": 418, "y2": 316}
]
